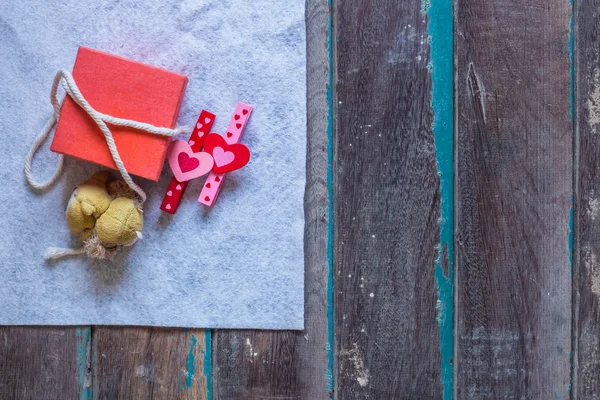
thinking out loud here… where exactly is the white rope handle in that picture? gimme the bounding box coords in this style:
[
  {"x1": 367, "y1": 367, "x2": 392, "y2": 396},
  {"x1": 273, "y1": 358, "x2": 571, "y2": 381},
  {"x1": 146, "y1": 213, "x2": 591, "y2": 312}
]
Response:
[{"x1": 25, "y1": 69, "x2": 190, "y2": 203}]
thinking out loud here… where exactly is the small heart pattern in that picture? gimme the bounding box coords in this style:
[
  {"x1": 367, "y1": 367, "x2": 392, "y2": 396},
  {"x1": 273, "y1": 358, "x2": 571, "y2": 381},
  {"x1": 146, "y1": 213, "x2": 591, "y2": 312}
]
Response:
[
  {"x1": 203, "y1": 133, "x2": 251, "y2": 174},
  {"x1": 168, "y1": 140, "x2": 214, "y2": 182}
]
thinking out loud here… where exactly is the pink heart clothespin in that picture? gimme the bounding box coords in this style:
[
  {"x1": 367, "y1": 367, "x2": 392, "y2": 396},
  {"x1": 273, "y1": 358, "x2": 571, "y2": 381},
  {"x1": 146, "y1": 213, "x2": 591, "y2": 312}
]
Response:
[{"x1": 199, "y1": 103, "x2": 253, "y2": 206}]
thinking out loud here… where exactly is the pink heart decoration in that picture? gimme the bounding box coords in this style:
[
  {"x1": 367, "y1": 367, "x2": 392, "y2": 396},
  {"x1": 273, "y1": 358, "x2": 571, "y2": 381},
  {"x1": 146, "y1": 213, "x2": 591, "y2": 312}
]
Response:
[
  {"x1": 212, "y1": 147, "x2": 236, "y2": 168},
  {"x1": 168, "y1": 140, "x2": 214, "y2": 182}
]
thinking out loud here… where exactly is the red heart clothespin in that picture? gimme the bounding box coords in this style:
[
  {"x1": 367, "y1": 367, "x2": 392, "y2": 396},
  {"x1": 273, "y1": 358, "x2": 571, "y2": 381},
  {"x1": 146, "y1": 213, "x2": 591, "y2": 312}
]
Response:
[
  {"x1": 203, "y1": 133, "x2": 250, "y2": 174},
  {"x1": 161, "y1": 110, "x2": 216, "y2": 214}
]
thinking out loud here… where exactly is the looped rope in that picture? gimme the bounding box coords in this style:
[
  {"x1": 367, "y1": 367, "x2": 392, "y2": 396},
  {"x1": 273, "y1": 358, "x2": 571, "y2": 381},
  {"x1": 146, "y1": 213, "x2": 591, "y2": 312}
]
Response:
[{"x1": 25, "y1": 69, "x2": 189, "y2": 203}]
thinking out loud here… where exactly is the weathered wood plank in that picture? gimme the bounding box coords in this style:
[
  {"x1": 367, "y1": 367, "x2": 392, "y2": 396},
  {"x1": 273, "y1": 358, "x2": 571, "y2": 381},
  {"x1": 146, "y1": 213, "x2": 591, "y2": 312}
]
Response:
[
  {"x1": 211, "y1": 0, "x2": 331, "y2": 398},
  {"x1": 93, "y1": 328, "x2": 208, "y2": 399},
  {"x1": 575, "y1": 0, "x2": 600, "y2": 397},
  {"x1": 0, "y1": 327, "x2": 90, "y2": 399},
  {"x1": 333, "y1": 0, "x2": 443, "y2": 398},
  {"x1": 455, "y1": 0, "x2": 572, "y2": 398}
]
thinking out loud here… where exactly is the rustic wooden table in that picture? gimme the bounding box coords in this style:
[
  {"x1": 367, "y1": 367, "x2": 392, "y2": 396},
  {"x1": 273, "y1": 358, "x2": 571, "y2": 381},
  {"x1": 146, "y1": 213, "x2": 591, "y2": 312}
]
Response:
[{"x1": 1, "y1": 0, "x2": 597, "y2": 398}]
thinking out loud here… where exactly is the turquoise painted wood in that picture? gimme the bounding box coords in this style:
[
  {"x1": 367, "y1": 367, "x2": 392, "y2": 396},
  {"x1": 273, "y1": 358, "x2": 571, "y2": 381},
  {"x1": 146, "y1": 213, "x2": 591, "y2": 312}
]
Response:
[{"x1": 427, "y1": 0, "x2": 455, "y2": 396}]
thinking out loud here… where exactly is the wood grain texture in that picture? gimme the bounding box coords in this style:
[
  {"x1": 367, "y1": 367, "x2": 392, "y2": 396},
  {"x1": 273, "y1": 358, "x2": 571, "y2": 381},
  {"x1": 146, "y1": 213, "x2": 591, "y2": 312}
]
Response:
[
  {"x1": 0, "y1": 327, "x2": 89, "y2": 399},
  {"x1": 575, "y1": 0, "x2": 600, "y2": 397},
  {"x1": 455, "y1": 0, "x2": 572, "y2": 398},
  {"x1": 333, "y1": 0, "x2": 442, "y2": 398},
  {"x1": 93, "y1": 328, "x2": 208, "y2": 399},
  {"x1": 211, "y1": 0, "x2": 331, "y2": 398}
]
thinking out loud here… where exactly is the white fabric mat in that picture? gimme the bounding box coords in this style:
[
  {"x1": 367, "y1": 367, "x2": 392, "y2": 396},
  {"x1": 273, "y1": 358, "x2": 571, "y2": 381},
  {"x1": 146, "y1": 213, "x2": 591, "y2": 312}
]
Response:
[{"x1": 0, "y1": 0, "x2": 306, "y2": 329}]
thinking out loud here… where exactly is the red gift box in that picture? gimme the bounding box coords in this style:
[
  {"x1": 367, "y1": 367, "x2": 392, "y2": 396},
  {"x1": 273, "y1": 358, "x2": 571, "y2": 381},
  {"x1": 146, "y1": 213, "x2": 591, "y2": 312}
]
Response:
[{"x1": 51, "y1": 47, "x2": 188, "y2": 181}]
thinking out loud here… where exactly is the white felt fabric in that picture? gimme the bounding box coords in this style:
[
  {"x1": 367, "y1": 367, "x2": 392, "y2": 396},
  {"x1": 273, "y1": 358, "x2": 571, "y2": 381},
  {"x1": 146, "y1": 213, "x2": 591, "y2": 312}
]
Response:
[{"x1": 0, "y1": 0, "x2": 305, "y2": 329}]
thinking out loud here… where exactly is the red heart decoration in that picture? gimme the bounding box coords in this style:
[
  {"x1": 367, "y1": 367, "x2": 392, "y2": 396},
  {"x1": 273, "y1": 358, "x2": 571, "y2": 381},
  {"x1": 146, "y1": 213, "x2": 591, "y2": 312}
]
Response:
[
  {"x1": 236, "y1": 123, "x2": 242, "y2": 129},
  {"x1": 203, "y1": 133, "x2": 251, "y2": 174},
  {"x1": 234, "y1": 114, "x2": 240, "y2": 120},
  {"x1": 227, "y1": 132, "x2": 233, "y2": 138},
  {"x1": 215, "y1": 176, "x2": 221, "y2": 182},
  {"x1": 242, "y1": 109, "x2": 248, "y2": 115},
  {"x1": 206, "y1": 182, "x2": 211, "y2": 188},
  {"x1": 178, "y1": 152, "x2": 199, "y2": 173}
]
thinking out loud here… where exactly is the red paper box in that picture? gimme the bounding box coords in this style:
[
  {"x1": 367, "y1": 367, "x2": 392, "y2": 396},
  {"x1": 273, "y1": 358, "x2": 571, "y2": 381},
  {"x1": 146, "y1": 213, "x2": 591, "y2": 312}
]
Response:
[{"x1": 51, "y1": 47, "x2": 187, "y2": 181}]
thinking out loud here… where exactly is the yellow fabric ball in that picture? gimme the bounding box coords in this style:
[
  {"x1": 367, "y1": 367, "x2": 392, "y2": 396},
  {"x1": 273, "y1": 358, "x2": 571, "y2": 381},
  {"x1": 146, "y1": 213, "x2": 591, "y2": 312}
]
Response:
[
  {"x1": 65, "y1": 171, "x2": 113, "y2": 240},
  {"x1": 95, "y1": 197, "x2": 143, "y2": 246}
]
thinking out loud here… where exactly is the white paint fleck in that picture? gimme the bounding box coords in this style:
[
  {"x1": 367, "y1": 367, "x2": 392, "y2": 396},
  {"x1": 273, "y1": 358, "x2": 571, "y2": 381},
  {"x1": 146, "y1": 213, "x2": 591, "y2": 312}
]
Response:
[
  {"x1": 589, "y1": 196, "x2": 600, "y2": 219},
  {"x1": 245, "y1": 338, "x2": 256, "y2": 361},
  {"x1": 369, "y1": 293, "x2": 374, "y2": 298},
  {"x1": 135, "y1": 362, "x2": 156, "y2": 382},
  {"x1": 583, "y1": 246, "x2": 600, "y2": 295},
  {"x1": 385, "y1": 24, "x2": 424, "y2": 65},
  {"x1": 340, "y1": 343, "x2": 370, "y2": 388},
  {"x1": 580, "y1": 320, "x2": 600, "y2": 398},
  {"x1": 588, "y1": 69, "x2": 600, "y2": 133},
  {"x1": 348, "y1": 274, "x2": 352, "y2": 278}
]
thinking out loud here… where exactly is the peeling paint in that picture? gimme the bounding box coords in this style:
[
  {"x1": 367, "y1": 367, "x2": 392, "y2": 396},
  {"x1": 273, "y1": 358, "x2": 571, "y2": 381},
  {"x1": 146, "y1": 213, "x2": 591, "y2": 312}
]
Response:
[
  {"x1": 179, "y1": 334, "x2": 197, "y2": 391},
  {"x1": 588, "y1": 69, "x2": 600, "y2": 132},
  {"x1": 245, "y1": 338, "x2": 258, "y2": 361},
  {"x1": 385, "y1": 24, "x2": 426, "y2": 66},
  {"x1": 135, "y1": 362, "x2": 156, "y2": 382},
  {"x1": 582, "y1": 246, "x2": 600, "y2": 295},
  {"x1": 570, "y1": 205, "x2": 574, "y2": 277},
  {"x1": 588, "y1": 196, "x2": 600, "y2": 219},
  {"x1": 426, "y1": 0, "x2": 454, "y2": 397},
  {"x1": 327, "y1": 0, "x2": 335, "y2": 397},
  {"x1": 205, "y1": 331, "x2": 213, "y2": 399},
  {"x1": 75, "y1": 327, "x2": 92, "y2": 400},
  {"x1": 339, "y1": 343, "x2": 370, "y2": 388},
  {"x1": 579, "y1": 321, "x2": 600, "y2": 399}
]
